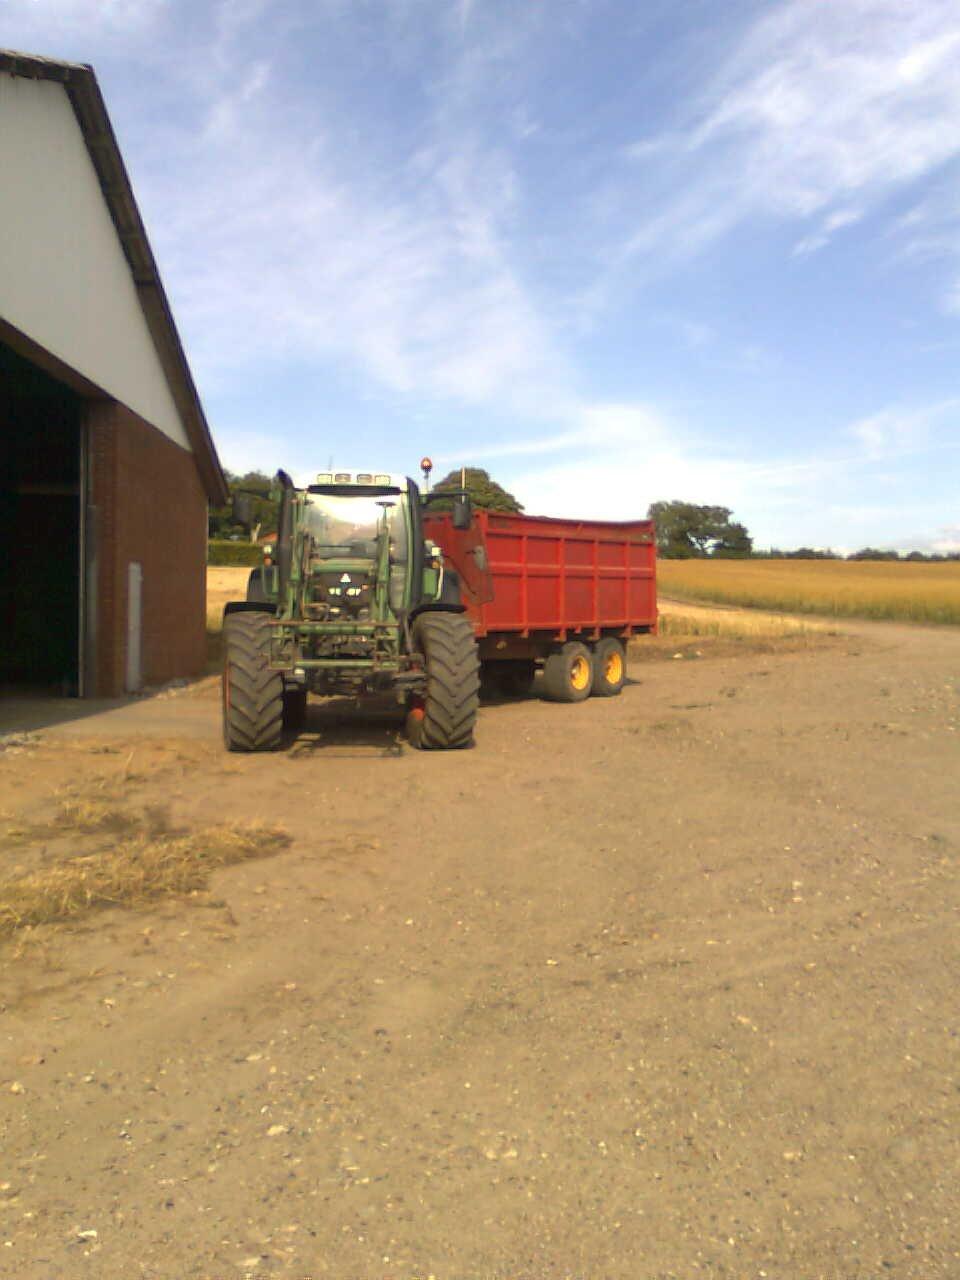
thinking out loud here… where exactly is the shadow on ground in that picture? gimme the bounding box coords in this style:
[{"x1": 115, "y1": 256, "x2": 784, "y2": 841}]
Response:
[
  {"x1": 287, "y1": 697, "x2": 407, "y2": 758},
  {"x1": 1, "y1": 690, "x2": 149, "y2": 735}
]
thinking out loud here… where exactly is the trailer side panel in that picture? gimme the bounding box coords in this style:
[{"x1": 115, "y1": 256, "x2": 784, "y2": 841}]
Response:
[{"x1": 425, "y1": 510, "x2": 657, "y2": 642}]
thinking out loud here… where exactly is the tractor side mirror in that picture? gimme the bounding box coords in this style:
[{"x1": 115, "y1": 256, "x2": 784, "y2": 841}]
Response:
[
  {"x1": 451, "y1": 495, "x2": 472, "y2": 531},
  {"x1": 232, "y1": 492, "x2": 254, "y2": 529}
]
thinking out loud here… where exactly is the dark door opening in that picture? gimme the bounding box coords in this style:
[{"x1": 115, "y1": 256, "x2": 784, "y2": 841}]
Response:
[{"x1": 1, "y1": 341, "x2": 84, "y2": 694}]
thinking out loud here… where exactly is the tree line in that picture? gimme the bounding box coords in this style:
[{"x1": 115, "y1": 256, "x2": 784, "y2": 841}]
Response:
[
  {"x1": 209, "y1": 470, "x2": 955, "y2": 562},
  {"x1": 208, "y1": 466, "x2": 524, "y2": 541}
]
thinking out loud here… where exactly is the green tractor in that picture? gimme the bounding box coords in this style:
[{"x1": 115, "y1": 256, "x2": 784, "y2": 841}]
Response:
[{"x1": 221, "y1": 468, "x2": 482, "y2": 751}]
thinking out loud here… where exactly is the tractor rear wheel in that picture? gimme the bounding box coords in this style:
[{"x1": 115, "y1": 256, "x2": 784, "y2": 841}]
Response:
[
  {"x1": 222, "y1": 612, "x2": 283, "y2": 751},
  {"x1": 409, "y1": 613, "x2": 480, "y2": 749},
  {"x1": 542, "y1": 641, "x2": 593, "y2": 702},
  {"x1": 591, "y1": 637, "x2": 626, "y2": 697}
]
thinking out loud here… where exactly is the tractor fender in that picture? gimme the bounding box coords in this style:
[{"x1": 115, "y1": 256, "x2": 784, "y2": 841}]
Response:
[
  {"x1": 224, "y1": 601, "x2": 277, "y2": 618},
  {"x1": 410, "y1": 602, "x2": 467, "y2": 619}
]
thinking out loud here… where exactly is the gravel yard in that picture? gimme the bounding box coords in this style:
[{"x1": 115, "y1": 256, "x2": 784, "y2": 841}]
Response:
[{"x1": 0, "y1": 615, "x2": 958, "y2": 1278}]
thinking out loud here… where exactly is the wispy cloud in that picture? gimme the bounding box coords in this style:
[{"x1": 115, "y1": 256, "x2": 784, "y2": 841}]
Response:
[
  {"x1": 892, "y1": 181, "x2": 960, "y2": 314},
  {"x1": 437, "y1": 401, "x2": 666, "y2": 467},
  {"x1": 125, "y1": 3, "x2": 571, "y2": 418},
  {"x1": 793, "y1": 207, "x2": 864, "y2": 257},
  {"x1": 621, "y1": 1, "x2": 960, "y2": 279},
  {"x1": 483, "y1": 395, "x2": 960, "y2": 552},
  {"x1": 1, "y1": 0, "x2": 167, "y2": 44},
  {"x1": 848, "y1": 399, "x2": 960, "y2": 461}
]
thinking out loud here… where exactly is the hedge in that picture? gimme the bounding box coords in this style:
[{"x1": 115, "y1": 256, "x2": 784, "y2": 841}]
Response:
[{"x1": 207, "y1": 540, "x2": 263, "y2": 567}]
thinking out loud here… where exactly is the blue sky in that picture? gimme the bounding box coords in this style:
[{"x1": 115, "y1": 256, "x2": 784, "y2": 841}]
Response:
[{"x1": 5, "y1": 0, "x2": 960, "y2": 551}]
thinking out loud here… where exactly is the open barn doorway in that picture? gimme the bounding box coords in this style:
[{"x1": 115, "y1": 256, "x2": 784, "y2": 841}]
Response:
[{"x1": 1, "y1": 340, "x2": 86, "y2": 695}]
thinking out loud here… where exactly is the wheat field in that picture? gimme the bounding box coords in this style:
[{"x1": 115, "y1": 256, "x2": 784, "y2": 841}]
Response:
[{"x1": 657, "y1": 559, "x2": 960, "y2": 625}]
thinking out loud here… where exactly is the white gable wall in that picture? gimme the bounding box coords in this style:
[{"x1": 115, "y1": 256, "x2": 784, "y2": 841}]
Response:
[{"x1": 0, "y1": 74, "x2": 190, "y2": 451}]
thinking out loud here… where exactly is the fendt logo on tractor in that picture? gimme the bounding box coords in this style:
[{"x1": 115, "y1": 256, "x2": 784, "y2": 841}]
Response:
[{"x1": 221, "y1": 464, "x2": 657, "y2": 751}]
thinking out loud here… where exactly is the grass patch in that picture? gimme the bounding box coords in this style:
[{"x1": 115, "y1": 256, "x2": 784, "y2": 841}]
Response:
[
  {"x1": 0, "y1": 806, "x2": 288, "y2": 937},
  {"x1": 658, "y1": 559, "x2": 960, "y2": 625}
]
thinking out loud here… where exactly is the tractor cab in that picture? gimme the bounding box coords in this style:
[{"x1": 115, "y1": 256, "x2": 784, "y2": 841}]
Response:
[{"x1": 301, "y1": 475, "x2": 411, "y2": 619}]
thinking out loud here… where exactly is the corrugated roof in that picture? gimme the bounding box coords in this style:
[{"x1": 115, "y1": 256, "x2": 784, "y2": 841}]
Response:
[{"x1": 0, "y1": 48, "x2": 228, "y2": 505}]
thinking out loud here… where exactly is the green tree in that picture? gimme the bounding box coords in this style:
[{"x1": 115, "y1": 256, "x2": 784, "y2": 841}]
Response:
[
  {"x1": 209, "y1": 470, "x2": 280, "y2": 540},
  {"x1": 847, "y1": 547, "x2": 900, "y2": 561},
  {"x1": 430, "y1": 467, "x2": 524, "y2": 513},
  {"x1": 647, "y1": 500, "x2": 753, "y2": 558}
]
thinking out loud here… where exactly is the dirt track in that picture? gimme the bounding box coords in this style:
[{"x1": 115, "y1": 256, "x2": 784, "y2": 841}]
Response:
[{"x1": 1, "y1": 620, "x2": 959, "y2": 1278}]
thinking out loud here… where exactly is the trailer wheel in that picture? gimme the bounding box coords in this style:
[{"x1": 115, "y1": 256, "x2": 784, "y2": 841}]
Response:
[
  {"x1": 410, "y1": 613, "x2": 480, "y2": 749},
  {"x1": 222, "y1": 612, "x2": 283, "y2": 751},
  {"x1": 542, "y1": 641, "x2": 593, "y2": 703},
  {"x1": 591, "y1": 638, "x2": 626, "y2": 697}
]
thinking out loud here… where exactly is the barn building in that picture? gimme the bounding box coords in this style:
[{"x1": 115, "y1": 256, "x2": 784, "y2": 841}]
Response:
[{"x1": 0, "y1": 50, "x2": 228, "y2": 698}]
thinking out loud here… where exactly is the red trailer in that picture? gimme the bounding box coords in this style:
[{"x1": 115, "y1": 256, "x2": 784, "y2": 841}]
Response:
[{"x1": 424, "y1": 509, "x2": 657, "y2": 702}]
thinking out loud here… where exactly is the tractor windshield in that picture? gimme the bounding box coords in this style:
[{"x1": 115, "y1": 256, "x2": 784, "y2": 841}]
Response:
[{"x1": 303, "y1": 489, "x2": 407, "y2": 562}]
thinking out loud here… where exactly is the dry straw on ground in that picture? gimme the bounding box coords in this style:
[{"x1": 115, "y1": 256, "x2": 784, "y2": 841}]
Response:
[
  {"x1": 626, "y1": 600, "x2": 835, "y2": 662},
  {"x1": 657, "y1": 600, "x2": 829, "y2": 640},
  {"x1": 0, "y1": 800, "x2": 288, "y2": 937}
]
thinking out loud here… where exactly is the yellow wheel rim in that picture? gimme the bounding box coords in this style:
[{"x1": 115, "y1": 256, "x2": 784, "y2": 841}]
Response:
[
  {"x1": 570, "y1": 654, "x2": 591, "y2": 691},
  {"x1": 604, "y1": 651, "x2": 624, "y2": 685}
]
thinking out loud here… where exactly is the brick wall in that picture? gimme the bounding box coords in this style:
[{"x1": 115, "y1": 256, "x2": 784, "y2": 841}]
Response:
[{"x1": 86, "y1": 400, "x2": 207, "y2": 696}]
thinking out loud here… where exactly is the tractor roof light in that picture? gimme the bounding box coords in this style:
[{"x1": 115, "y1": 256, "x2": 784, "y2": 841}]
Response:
[{"x1": 312, "y1": 470, "x2": 401, "y2": 488}]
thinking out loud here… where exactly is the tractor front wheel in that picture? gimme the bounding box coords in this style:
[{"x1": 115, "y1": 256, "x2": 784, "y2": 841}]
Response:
[
  {"x1": 222, "y1": 612, "x2": 283, "y2": 751},
  {"x1": 409, "y1": 613, "x2": 480, "y2": 749}
]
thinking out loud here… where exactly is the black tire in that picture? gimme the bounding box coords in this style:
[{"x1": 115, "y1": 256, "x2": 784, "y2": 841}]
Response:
[
  {"x1": 541, "y1": 641, "x2": 593, "y2": 703},
  {"x1": 246, "y1": 568, "x2": 269, "y2": 603},
  {"x1": 222, "y1": 612, "x2": 283, "y2": 751},
  {"x1": 282, "y1": 686, "x2": 308, "y2": 733},
  {"x1": 591, "y1": 637, "x2": 626, "y2": 697},
  {"x1": 409, "y1": 613, "x2": 480, "y2": 749}
]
